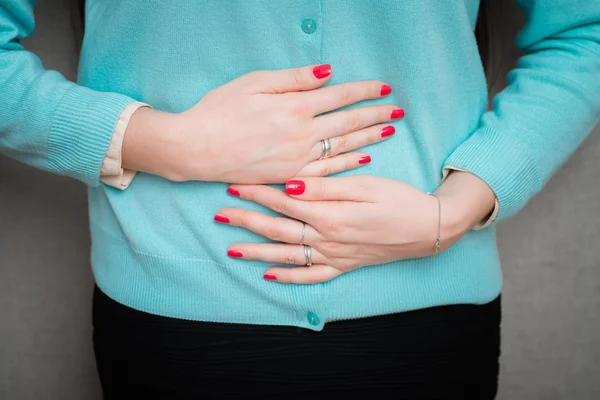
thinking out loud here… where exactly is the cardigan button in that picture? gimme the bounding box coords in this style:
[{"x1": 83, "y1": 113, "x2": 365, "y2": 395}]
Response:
[
  {"x1": 307, "y1": 312, "x2": 320, "y2": 326},
  {"x1": 301, "y1": 19, "x2": 317, "y2": 34}
]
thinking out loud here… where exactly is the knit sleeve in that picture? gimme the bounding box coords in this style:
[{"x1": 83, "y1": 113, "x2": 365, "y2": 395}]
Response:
[
  {"x1": 0, "y1": 0, "x2": 136, "y2": 186},
  {"x1": 442, "y1": 0, "x2": 600, "y2": 223}
]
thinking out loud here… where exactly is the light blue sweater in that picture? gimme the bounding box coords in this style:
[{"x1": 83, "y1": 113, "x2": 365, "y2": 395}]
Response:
[{"x1": 1, "y1": 1, "x2": 599, "y2": 331}]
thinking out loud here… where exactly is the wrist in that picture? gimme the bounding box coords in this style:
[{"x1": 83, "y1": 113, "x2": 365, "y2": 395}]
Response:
[
  {"x1": 122, "y1": 107, "x2": 191, "y2": 181},
  {"x1": 433, "y1": 170, "x2": 496, "y2": 239}
]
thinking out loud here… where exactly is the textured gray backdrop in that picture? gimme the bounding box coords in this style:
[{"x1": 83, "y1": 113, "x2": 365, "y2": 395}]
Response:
[{"x1": 1, "y1": 1, "x2": 599, "y2": 399}]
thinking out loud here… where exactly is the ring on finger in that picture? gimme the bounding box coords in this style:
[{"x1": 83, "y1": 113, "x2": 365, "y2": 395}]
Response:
[
  {"x1": 303, "y1": 245, "x2": 313, "y2": 266},
  {"x1": 318, "y1": 138, "x2": 332, "y2": 160},
  {"x1": 299, "y1": 222, "x2": 306, "y2": 245}
]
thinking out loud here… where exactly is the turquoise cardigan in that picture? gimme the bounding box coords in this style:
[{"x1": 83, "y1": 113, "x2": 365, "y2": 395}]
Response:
[{"x1": 1, "y1": 1, "x2": 599, "y2": 330}]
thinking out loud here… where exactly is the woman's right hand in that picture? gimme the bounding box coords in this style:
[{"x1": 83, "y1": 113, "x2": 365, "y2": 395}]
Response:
[{"x1": 122, "y1": 64, "x2": 403, "y2": 184}]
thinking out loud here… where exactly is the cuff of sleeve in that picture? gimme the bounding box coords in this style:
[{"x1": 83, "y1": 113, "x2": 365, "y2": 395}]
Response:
[
  {"x1": 47, "y1": 85, "x2": 136, "y2": 186},
  {"x1": 442, "y1": 165, "x2": 499, "y2": 230},
  {"x1": 100, "y1": 102, "x2": 151, "y2": 189},
  {"x1": 442, "y1": 125, "x2": 542, "y2": 223}
]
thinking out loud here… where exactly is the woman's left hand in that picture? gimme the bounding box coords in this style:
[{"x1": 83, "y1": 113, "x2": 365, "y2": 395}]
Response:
[{"x1": 215, "y1": 174, "x2": 488, "y2": 284}]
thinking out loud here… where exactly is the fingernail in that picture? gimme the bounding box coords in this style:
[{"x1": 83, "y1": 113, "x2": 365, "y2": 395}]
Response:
[
  {"x1": 313, "y1": 64, "x2": 332, "y2": 79},
  {"x1": 391, "y1": 109, "x2": 405, "y2": 119},
  {"x1": 380, "y1": 85, "x2": 392, "y2": 96},
  {"x1": 286, "y1": 180, "x2": 306, "y2": 195},
  {"x1": 214, "y1": 214, "x2": 230, "y2": 224},
  {"x1": 381, "y1": 126, "x2": 396, "y2": 138},
  {"x1": 359, "y1": 156, "x2": 372, "y2": 164},
  {"x1": 263, "y1": 274, "x2": 277, "y2": 281},
  {"x1": 228, "y1": 250, "x2": 243, "y2": 258},
  {"x1": 227, "y1": 187, "x2": 240, "y2": 197}
]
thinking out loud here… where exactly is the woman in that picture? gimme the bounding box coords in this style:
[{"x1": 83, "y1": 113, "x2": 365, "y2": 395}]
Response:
[{"x1": 1, "y1": 0, "x2": 599, "y2": 398}]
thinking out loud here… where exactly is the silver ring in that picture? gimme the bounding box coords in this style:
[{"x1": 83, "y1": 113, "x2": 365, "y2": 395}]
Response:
[
  {"x1": 318, "y1": 138, "x2": 332, "y2": 160},
  {"x1": 299, "y1": 222, "x2": 306, "y2": 245},
  {"x1": 303, "y1": 245, "x2": 313, "y2": 266}
]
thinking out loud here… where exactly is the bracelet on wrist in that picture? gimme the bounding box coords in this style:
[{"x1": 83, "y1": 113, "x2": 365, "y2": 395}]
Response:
[{"x1": 425, "y1": 192, "x2": 442, "y2": 263}]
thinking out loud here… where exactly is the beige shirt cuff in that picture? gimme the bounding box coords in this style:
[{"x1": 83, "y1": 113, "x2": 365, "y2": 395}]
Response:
[
  {"x1": 441, "y1": 165, "x2": 499, "y2": 230},
  {"x1": 100, "y1": 102, "x2": 150, "y2": 189}
]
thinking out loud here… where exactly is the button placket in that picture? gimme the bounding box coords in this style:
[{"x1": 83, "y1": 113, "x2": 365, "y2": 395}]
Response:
[{"x1": 297, "y1": 1, "x2": 325, "y2": 331}]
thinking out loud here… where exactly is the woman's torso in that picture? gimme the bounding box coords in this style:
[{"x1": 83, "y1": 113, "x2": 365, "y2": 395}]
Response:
[{"x1": 82, "y1": 1, "x2": 501, "y2": 330}]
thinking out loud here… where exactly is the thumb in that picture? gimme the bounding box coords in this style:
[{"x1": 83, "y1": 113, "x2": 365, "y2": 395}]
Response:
[
  {"x1": 243, "y1": 64, "x2": 332, "y2": 94},
  {"x1": 284, "y1": 176, "x2": 370, "y2": 202}
]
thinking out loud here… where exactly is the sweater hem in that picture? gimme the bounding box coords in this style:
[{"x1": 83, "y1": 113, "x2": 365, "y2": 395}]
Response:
[{"x1": 90, "y1": 221, "x2": 503, "y2": 332}]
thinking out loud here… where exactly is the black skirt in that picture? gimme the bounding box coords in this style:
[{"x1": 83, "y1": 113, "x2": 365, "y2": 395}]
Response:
[{"x1": 92, "y1": 285, "x2": 501, "y2": 399}]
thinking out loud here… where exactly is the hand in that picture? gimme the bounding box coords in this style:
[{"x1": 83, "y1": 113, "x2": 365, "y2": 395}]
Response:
[
  {"x1": 122, "y1": 64, "x2": 404, "y2": 183},
  {"x1": 215, "y1": 171, "x2": 496, "y2": 284}
]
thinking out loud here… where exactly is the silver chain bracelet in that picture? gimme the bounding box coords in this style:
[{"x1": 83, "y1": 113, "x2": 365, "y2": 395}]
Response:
[{"x1": 425, "y1": 192, "x2": 441, "y2": 263}]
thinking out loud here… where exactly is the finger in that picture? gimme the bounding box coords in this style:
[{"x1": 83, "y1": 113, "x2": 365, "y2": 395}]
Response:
[
  {"x1": 296, "y1": 152, "x2": 370, "y2": 177},
  {"x1": 214, "y1": 208, "x2": 319, "y2": 245},
  {"x1": 227, "y1": 184, "x2": 317, "y2": 222},
  {"x1": 306, "y1": 124, "x2": 395, "y2": 161},
  {"x1": 264, "y1": 265, "x2": 342, "y2": 284},
  {"x1": 285, "y1": 176, "x2": 372, "y2": 201},
  {"x1": 238, "y1": 64, "x2": 332, "y2": 94},
  {"x1": 226, "y1": 243, "x2": 327, "y2": 266},
  {"x1": 314, "y1": 105, "x2": 404, "y2": 140},
  {"x1": 300, "y1": 80, "x2": 393, "y2": 115}
]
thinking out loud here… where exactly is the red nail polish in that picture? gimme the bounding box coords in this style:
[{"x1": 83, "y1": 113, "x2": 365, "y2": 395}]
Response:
[
  {"x1": 380, "y1": 85, "x2": 392, "y2": 96},
  {"x1": 286, "y1": 180, "x2": 306, "y2": 195},
  {"x1": 359, "y1": 156, "x2": 371, "y2": 164},
  {"x1": 227, "y1": 187, "x2": 240, "y2": 197},
  {"x1": 391, "y1": 109, "x2": 405, "y2": 119},
  {"x1": 313, "y1": 64, "x2": 332, "y2": 79},
  {"x1": 228, "y1": 250, "x2": 243, "y2": 258},
  {"x1": 381, "y1": 126, "x2": 396, "y2": 137},
  {"x1": 214, "y1": 215, "x2": 230, "y2": 224},
  {"x1": 263, "y1": 274, "x2": 277, "y2": 281}
]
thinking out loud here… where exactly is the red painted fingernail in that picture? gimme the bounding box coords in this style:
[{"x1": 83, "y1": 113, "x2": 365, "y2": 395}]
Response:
[
  {"x1": 359, "y1": 156, "x2": 372, "y2": 165},
  {"x1": 313, "y1": 64, "x2": 332, "y2": 79},
  {"x1": 380, "y1": 85, "x2": 392, "y2": 96},
  {"x1": 214, "y1": 214, "x2": 230, "y2": 224},
  {"x1": 381, "y1": 126, "x2": 396, "y2": 138},
  {"x1": 286, "y1": 180, "x2": 306, "y2": 195},
  {"x1": 263, "y1": 274, "x2": 277, "y2": 281},
  {"x1": 228, "y1": 250, "x2": 243, "y2": 258},
  {"x1": 391, "y1": 109, "x2": 405, "y2": 119},
  {"x1": 227, "y1": 187, "x2": 240, "y2": 197}
]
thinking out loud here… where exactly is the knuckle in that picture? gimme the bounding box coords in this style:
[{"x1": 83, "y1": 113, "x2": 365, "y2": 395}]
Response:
[
  {"x1": 271, "y1": 200, "x2": 289, "y2": 215},
  {"x1": 336, "y1": 135, "x2": 348, "y2": 154},
  {"x1": 290, "y1": 68, "x2": 306, "y2": 87},
  {"x1": 322, "y1": 216, "x2": 341, "y2": 234},
  {"x1": 266, "y1": 225, "x2": 284, "y2": 242},
  {"x1": 319, "y1": 163, "x2": 331, "y2": 177},
  {"x1": 287, "y1": 98, "x2": 310, "y2": 117},
  {"x1": 319, "y1": 180, "x2": 329, "y2": 199},
  {"x1": 345, "y1": 112, "x2": 362, "y2": 132},
  {"x1": 284, "y1": 252, "x2": 297, "y2": 265},
  {"x1": 338, "y1": 89, "x2": 354, "y2": 107}
]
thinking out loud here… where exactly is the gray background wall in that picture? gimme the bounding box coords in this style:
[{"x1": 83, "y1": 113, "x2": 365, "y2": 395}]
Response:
[{"x1": 1, "y1": 1, "x2": 598, "y2": 399}]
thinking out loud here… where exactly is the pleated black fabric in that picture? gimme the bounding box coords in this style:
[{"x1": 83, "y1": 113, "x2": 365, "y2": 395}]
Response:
[{"x1": 92, "y1": 285, "x2": 501, "y2": 399}]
